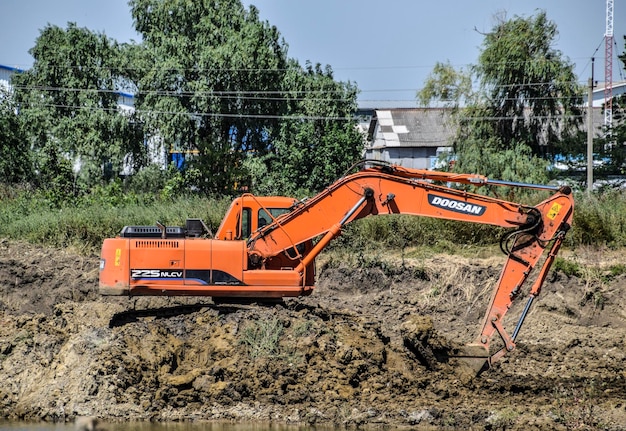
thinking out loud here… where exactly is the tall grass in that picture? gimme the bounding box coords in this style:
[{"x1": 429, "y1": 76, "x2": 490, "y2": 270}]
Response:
[
  {"x1": 0, "y1": 187, "x2": 231, "y2": 253},
  {"x1": 1, "y1": 185, "x2": 626, "y2": 254},
  {"x1": 567, "y1": 190, "x2": 626, "y2": 247}
]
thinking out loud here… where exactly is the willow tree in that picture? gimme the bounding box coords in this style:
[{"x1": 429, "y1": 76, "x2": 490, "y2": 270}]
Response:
[
  {"x1": 12, "y1": 23, "x2": 144, "y2": 191},
  {"x1": 419, "y1": 11, "x2": 583, "y2": 183},
  {"x1": 475, "y1": 11, "x2": 583, "y2": 157},
  {"x1": 129, "y1": 0, "x2": 289, "y2": 193}
]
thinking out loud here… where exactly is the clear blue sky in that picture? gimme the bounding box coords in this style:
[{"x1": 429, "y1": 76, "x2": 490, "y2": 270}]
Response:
[{"x1": 1, "y1": 0, "x2": 623, "y2": 106}]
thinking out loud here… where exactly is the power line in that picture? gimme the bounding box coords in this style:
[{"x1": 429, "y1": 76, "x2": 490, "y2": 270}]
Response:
[
  {"x1": 8, "y1": 83, "x2": 590, "y2": 105},
  {"x1": 14, "y1": 101, "x2": 358, "y2": 121},
  {"x1": 9, "y1": 84, "x2": 353, "y2": 97},
  {"x1": 14, "y1": 100, "x2": 591, "y2": 123},
  {"x1": 458, "y1": 114, "x2": 587, "y2": 121},
  {"x1": 5, "y1": 57, "x2": 588, "y2": 73}
]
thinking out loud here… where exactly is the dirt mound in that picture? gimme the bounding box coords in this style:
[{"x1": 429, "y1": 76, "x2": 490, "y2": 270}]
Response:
[
  {"x1": 0, "y1": 239, "x2": 98, "y2": 315},
  {"x1": 0, "y1": 240, "x2": 625, "y2": 430}
]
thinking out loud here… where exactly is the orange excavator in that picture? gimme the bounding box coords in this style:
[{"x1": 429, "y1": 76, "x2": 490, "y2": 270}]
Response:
[{"x1": 99, "y1": 160, "x2": 574, "y2": 371}]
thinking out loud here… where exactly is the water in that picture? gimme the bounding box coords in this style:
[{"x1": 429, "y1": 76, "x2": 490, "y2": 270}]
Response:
[{"x1": 0, "y1": 422, "x2": 327, "y2": 431}]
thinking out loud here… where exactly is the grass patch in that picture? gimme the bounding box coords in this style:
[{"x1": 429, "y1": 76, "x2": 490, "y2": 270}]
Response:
[
  {"x1": 607, "y1": 263, "x2": 626, "y2": 278},
  {"x1": 0, "y1": 189, "x2": 231, "y2": 254},
  {"x1": 239, "y1": 318, "x2": 284, "y2": 359},
  {"x1": 552, "y1": 257, "x2": 583, "y2": 278},
  {"x1": 238, "y1": 317, "x2": 305, "y2": 364},
  {"x1": 552, "y1": 382, "x2": 605, "y2": 429}
]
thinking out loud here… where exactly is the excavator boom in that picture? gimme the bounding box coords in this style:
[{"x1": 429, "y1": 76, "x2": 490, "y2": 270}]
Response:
[{"x1": 99, "y1": 161, "x2": 574, "y2": 370}]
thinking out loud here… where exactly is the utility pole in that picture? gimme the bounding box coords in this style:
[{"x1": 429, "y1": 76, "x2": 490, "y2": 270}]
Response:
[
  {"x1": 587, "y1": 60, "x2": 594, "y2": 194},
  {"x1": 605, "y1": 0, "x2": 614, "y2": 130}
]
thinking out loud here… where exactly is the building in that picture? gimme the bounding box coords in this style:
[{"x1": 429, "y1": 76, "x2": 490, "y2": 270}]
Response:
[
  {"x1": 360, "y1": 87, "x2": 617, "y2": 171},
  {"x1": 362, "y1": 107, "x2": 455, "y2": 170},
  {"x1": 588, "y1": 81, "x2": 626, "y2": 107},
  {"x1": 0, "y1": 64, "x2": 23, "y2": 92}
]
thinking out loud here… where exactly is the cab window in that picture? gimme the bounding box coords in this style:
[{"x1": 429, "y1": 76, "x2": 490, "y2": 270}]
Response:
[
  {"x1": 240, "y1": 208, "x2": 252, "y2": 239},
  {"x1": 258, "y1": 208, "x2": 291, "y2": 228}
]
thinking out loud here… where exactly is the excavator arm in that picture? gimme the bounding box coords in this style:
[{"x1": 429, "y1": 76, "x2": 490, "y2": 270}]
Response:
[{"x1": 246, "y1": 162, "x2": 574, "y2": 369}]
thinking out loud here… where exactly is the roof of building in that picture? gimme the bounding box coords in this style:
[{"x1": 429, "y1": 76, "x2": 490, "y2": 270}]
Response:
[
  {"x1": 593, "y1": 80, "x2": 626, "y2": 92},
  {"x1": 586, "y1": 81, "x2": 626, "y2": 107},
  {"x1": 0, "y1": 64, "x2": 24, "y2": 73},
  {"x1": 365, "y1": 105, "x2": 610, "y2": 150},
  {"x1": 367, "y1": 108, "x2": 455, "y2": 149}
]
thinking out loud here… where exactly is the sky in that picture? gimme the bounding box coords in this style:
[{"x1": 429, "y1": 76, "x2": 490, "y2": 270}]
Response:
[{"x1": 0, "y1": 0, "x2": 624, "y2": 107}]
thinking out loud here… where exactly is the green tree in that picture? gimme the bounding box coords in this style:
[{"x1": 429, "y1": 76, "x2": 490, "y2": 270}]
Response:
[
  {"x1": 417, "y1": 61, "x2": 472, "y2": 109},
  {"x1": 248, "y1": 60, "x2": 363, "y2": 195},
  {"x1": 129, "y1": 0, "x2": 289, "y2": 193},
  {"x1": 419, "y1": 11, "x2": 582, "y2": 183},
  {"x1": 129, "y1": 0, "x2": 364, "y2": 196},
  {"x1": 12, "y1": 23, "x2": 144, "y2": 191},
  {"x1": 0, "y1": 88, "x2": 32, "y2": 183},
  {"x1": 475, "y1": 11, "x2": 583, "y2": 157}
]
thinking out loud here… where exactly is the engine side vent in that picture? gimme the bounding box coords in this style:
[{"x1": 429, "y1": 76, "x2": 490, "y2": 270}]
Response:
[
  {"x1": 135, "y1": 240, "x2": 180, "y2": 249},
  {"x1": 121, "y1": 225, "x2": 186, "y2": 238}
]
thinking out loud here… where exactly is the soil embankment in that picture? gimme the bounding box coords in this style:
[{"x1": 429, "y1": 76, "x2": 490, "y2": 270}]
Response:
[{"x1": 0, "y1": 239, "x2": 625, "y2": 430}]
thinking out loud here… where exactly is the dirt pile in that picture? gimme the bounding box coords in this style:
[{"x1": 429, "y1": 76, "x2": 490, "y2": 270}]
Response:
[{"x1": 0, "y1": 240, "x2": 625, "y2": 430}]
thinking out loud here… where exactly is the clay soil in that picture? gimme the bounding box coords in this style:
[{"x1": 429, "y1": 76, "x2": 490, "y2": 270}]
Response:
[{"x1": 0, "y1": 239, "x2": 625, "y2": 430}]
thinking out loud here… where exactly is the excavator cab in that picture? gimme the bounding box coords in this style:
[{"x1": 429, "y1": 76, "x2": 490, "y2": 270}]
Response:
[{"x1": 215, "y1": 195, "x2": 297, "y2": 240}]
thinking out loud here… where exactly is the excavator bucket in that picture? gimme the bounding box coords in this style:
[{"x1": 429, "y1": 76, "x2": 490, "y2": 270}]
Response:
[
  {"x1": 451, "y1": 343, "x2": 491, "y2": 378},
  {"x1": 401, "y1": 317, "x2": 491, "y2": 378}
]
